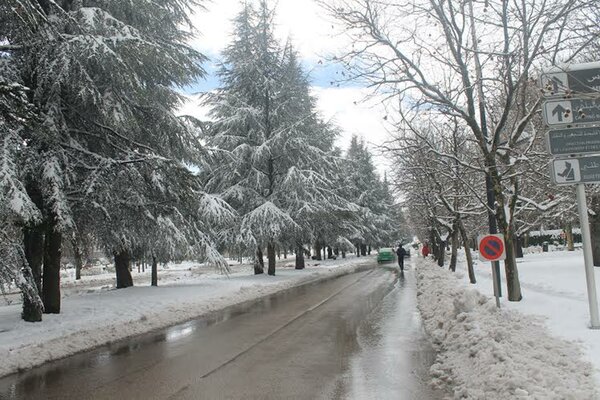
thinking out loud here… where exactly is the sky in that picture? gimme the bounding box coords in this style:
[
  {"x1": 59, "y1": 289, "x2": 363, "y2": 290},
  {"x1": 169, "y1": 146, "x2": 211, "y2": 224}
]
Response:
[{"x1": 178, "y1": 0, "x2": 393, "y2": 174}]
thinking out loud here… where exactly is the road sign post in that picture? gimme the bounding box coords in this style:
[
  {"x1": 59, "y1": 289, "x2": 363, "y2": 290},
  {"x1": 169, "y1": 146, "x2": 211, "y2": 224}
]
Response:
[
  {"x1": 478, "y1": 234, "x2": 506, "y2": 308},
  {"x1": 576, "y1": 184, "x2": 600, "y2": 329},
  {"x1": 542, "y1": 61, "x2": 600, "y2": 329}
]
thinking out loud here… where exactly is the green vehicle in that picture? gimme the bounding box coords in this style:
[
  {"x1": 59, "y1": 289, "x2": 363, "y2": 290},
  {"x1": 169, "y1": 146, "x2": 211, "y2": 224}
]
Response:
[{"x1": 377, "y1": 248, "x2": 395, "y2": 263}]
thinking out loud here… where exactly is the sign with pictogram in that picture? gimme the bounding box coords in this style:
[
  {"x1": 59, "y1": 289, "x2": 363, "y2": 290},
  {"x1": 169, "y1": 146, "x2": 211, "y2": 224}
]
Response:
[
  {"x1": 540, "y1": 62, "x2": 600, "y2": 97},
  {"x1": 550, "y1": 156, "x2": 600, "y2": 185},
  {"x1": 478, "y1": 234, "x2": 506, "y2": 262},
  {"x1": 542, "y1": 98, "x2": 600, "y2": 127}
]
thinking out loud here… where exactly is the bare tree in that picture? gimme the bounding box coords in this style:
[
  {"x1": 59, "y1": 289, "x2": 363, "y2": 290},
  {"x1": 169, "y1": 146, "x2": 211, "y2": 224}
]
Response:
[{"x1": 320, "y1": 0, "x2": 600, "y2": 301}]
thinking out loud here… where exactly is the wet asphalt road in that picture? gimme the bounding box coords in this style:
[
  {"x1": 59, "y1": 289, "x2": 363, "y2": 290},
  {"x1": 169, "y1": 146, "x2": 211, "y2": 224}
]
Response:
[{"x1": 0, "y1": 262, "x2": 442, "y2": 400}]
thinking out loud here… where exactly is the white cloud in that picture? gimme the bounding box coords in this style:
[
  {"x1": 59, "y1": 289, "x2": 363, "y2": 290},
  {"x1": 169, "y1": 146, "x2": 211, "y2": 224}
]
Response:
[
  {"x1": 189, "y1": 0, "x2": 345, "y2": 61},
  {"x1": 312, "y1": 86, "x2": 394, "y2": 174}
]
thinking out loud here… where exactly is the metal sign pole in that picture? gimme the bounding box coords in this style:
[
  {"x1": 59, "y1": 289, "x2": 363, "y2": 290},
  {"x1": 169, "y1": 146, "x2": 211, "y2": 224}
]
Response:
[
  {"x1": 491, "y1": 263, "x2": 501, "y2": 309},
  {"x1": 576, "y1": 183, "x2": 600, "y2": 329}
]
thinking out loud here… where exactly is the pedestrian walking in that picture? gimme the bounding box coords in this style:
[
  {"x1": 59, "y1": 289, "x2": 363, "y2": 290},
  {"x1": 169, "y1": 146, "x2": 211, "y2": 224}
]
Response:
[
  {"x1": 421, "y1": 243, "x2": 430, "y2": 258},
  {"x1": 396, "y1": 245, "x2": 407, "y2": 271}
]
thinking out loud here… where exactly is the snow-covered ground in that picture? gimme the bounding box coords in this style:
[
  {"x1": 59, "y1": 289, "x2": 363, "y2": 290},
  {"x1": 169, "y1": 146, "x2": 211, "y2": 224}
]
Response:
[
  {"x1": 415, "y1": 256, "x2": 598, "y2": 399},
  {"x1": 469, "y1": 250, "x2": 600, "y2": 385},
  {"x1": 0, "y1": 256, "x2": 374, "y2": 378}
]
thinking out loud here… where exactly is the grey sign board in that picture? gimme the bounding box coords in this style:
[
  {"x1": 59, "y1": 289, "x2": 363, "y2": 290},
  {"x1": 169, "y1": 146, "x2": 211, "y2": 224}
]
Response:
[
  {"x1": 543, "y1": 98, "x2": 600, "y2": 127},
  {"x1": 552, "y1": 156, "x2": 600, "y2": 185},
  {"x1": 547, "y1": 127, "x2": 600, "y2": 156},
  {"x1": 541, "y1": 62, "x2": 600, "y2": 97}
]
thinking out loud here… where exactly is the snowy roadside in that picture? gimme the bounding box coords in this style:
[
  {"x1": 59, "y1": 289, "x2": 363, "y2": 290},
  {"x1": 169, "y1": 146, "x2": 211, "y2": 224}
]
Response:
[
  {"x1": 0, "y1": 256, "x2": 375, "y2": 378},
  {"x1": 469, "y1": 250, "x2": 600, "y2": 387},
  {"x1": 415, "y1": 258, "x2": 598, "y2": 399}
]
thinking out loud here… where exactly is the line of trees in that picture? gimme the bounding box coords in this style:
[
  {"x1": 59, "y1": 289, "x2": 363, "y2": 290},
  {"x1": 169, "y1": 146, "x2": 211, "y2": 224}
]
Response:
[
  {"x1": 321, "y1": 0, "x2": 600, "y2": 301},
  {"x1": 1, "y1": 0, "x2": 405, "y2": 322},
  {"x1": 200, "y1": 1, "x2": 405, "y2": 276}
]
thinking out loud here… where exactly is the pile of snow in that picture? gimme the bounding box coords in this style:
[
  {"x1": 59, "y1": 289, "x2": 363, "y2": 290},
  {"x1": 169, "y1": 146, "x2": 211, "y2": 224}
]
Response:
[
  {"x1": 0, "y1": 256, "x2": 373, "y2": 378},
  {"x1": 415, "y1": 258, "x2": 597, "y2": 399}
]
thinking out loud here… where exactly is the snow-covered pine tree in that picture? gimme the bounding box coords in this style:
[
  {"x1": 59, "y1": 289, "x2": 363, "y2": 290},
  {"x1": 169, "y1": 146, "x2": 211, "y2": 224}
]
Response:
[
  {"x1": 4, "y1": 0, "x2": 232, "y2": 311},
  {"x1": 204, "y1": 1, "x2": 347, "y2": 274},
  {"x1": 344, "y1": 136, "x2": 396, "y2": 253},
  {"x1": 0, "y1": 53, "x2": 45, "y2": 321}
]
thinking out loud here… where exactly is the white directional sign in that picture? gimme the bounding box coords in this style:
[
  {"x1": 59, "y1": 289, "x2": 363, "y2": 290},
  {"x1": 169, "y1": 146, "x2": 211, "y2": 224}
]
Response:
[
  {"x1": 543, "y1": 98, "x2": 600, "y2": 127},
  {"x1": 543, "y1": 100, "x2": 573, "y2": 125},
  {"x1": 551, "y1": 156, "x2": 600, "y2": 185},
  {"x1": 541, "y1": 62, "x2": 600, "y2": 97},
  {"x1": 552, "y1": 159, "x2": 581, "y2": 184}
]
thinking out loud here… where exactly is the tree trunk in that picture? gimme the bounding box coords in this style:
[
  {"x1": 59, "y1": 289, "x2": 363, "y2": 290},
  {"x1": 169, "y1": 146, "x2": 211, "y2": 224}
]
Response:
[
  {"x1": 24, "y1": 228, "x2": 43, "y2": 292},
  {"x1": 565, "y1": 223, "x2": 574, "y2": 251},
  {"x1": 151, "y1": 255, "x2": 158, "y2": 286},
  {"x1": 514, "y1": 236, "x2": 524, "y2": 259},
  {"x1": 42, "y1": 220, "x2": 62, "y2": 314},
  {"x1": 20, "y1": 264, "x2": 43, "y2": 322},
  {"x1": 267, "y1": 241, "x2": 276, "y2": 276},
  {"x1": 355, "y1": 243, "x2": 361, "y2": 257},
  {"x1": 72, "y1": 236, "x2": 83, "y2": 281},
  {"x1": 254, "y1": 246, "x2": 264, "y2": 275},
  {"x1": 360, "y1": 244, "x2": 367, "y2": 256},
  {"x1": 23, "y1": 228, "x2": 44, "y2": 322},
  {"x1": 489, "y1": 164, "x2": 522, "y2": 301},
  {"x1": 114, "y1": 249, "x2": 134, "y2": 288},
  {"x1": 429, "y1": 229, "x2": 438, "y2": 261},
  {"x1": 295, "y1": 243, "x2": 305, "y2": 270},
  {"x1": 449, "y1": 226, "x2": 458, "y2": 272},
  {"x1": 494, "y1": 197, "x2": 522, "y2": 300},
  {"x1": 23, "y1": 180, "x2": 44, "y2": 321},
  {"x1": 314, "y1": 241, "x2": 323, "y2": 260},
  {"x1": 437, "y1": 240, "x2": 445, "y2": 267},
  {"x1": 458, "y1": 220, "x2": 476, "y2": 284},
  {"x1": 502, "y1": 228, "x2": 522, "y2": 301},
  {"x1": 327, "y1": 246, "x2": 333, "y2": 259},
  {"x1": 341, "y1": 250, "x2": 346, "y2": 258},
  {"x1": 523, "y1": 232, "x2": 530, "y2": 248}
]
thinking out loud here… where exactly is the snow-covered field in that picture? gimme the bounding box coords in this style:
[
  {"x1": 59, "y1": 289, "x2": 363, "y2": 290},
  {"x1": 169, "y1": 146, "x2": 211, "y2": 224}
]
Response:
[
  {"x1": 416, "y1": 256, "x2": 598, "y2": 399},
  {"x1": 0, "y1": 256, "x2": 374, "y2": 378}
]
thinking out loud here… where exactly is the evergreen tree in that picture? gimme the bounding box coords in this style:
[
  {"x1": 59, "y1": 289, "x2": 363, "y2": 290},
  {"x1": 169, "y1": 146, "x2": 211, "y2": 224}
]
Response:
[
  {"x1": 204, "y1": 1, "x2": 348, "y2": 274},
  {"x1": 2, "y1": 0, "x2": 231, "y2": 317},
  {"x1": 0, "y1": 53, "x2": 45, "y2": 321},
  {"x1": 344, "y1": 136, "x2": 398, "y2": 252}
]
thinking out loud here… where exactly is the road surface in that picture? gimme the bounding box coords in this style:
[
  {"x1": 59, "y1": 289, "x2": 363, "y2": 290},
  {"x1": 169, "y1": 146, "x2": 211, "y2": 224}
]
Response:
[{"x1": 0, "y1": 262, "x2": 443, "y2": 399}]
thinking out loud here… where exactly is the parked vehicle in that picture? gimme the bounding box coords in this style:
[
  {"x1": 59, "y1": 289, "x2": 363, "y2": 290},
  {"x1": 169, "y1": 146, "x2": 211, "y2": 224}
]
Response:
[{"x1": 377, "y1": 248, "x2": 395, "y2": 263}]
